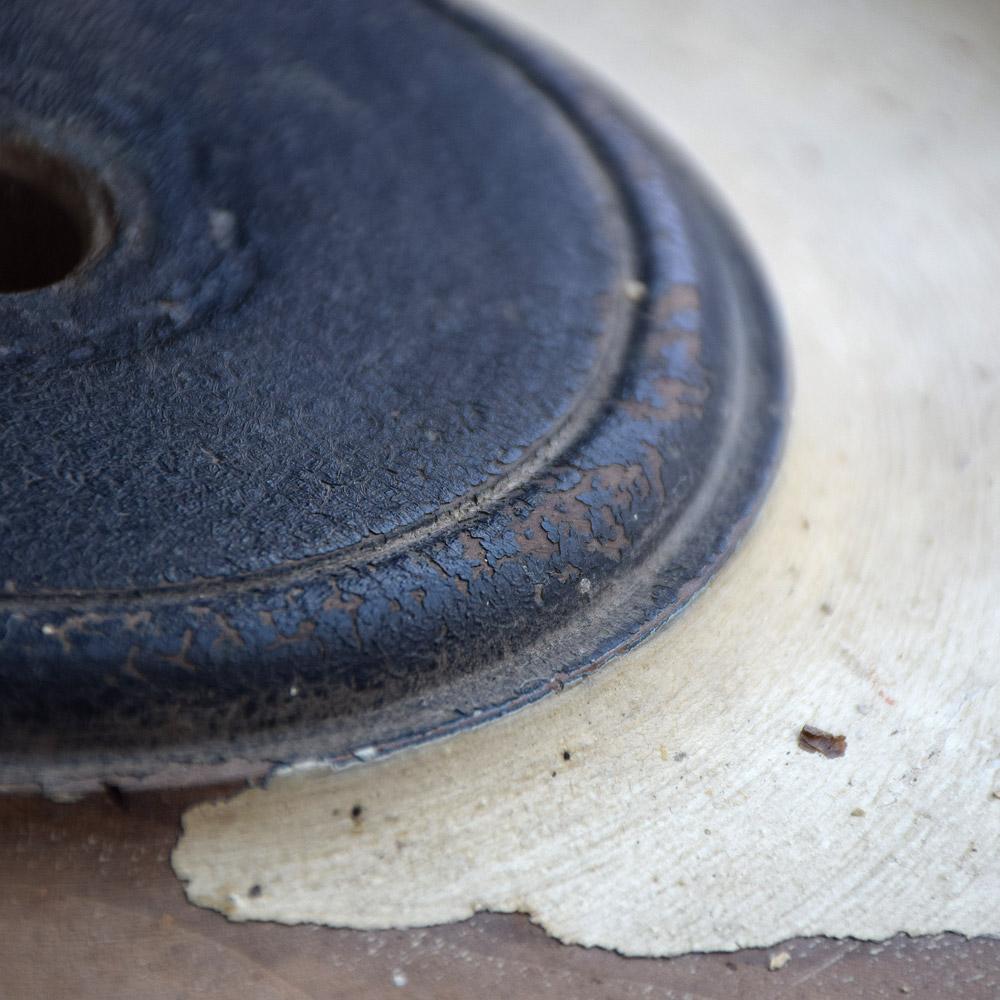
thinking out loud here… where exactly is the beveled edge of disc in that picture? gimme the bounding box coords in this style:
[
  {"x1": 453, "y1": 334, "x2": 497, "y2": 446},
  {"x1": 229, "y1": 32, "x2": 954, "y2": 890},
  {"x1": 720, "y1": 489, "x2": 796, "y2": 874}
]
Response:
[{"x1": 0, "y1": 0, "x2": 787, "y2": 796}]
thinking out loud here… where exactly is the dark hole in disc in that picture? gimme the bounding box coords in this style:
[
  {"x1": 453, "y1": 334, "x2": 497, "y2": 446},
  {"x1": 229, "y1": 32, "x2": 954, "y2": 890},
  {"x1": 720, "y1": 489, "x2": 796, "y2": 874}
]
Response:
[{"x1": 0, "y1": 145, "x2": 98, "y2": 293}]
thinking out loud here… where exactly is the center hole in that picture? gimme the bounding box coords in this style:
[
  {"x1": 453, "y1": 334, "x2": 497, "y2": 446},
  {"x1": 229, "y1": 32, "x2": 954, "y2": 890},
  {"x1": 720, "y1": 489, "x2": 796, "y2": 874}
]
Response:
[{"x1": 0, "y1": 142, "x2": 112, "y2": 294}]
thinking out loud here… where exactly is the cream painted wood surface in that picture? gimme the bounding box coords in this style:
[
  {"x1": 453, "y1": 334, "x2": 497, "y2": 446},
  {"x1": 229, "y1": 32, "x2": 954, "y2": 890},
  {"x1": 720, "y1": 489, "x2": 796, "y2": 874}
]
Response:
[{"x1": 173, "y1": 0, "x2": 1000, "y2": 955}]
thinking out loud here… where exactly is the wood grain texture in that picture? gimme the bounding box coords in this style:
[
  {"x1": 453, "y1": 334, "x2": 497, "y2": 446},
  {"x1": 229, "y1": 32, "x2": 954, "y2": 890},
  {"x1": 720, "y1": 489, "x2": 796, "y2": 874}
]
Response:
[
  {"x1": 173, "y1": 0, "x2": 1000, "y2": 956},
  {"x1": 1, "y1": 789, "x2": 998, "y2": 999}
]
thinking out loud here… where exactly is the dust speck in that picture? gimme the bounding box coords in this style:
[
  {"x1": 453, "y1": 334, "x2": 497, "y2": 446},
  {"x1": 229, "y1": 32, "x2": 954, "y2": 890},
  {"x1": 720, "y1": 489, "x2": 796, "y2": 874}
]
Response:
[
  {"x1": 768, "y1": 950, "x2": 791, "y2": 971},
  {"x1": 624, "y1": 279, "x2": 647, "y2": 302}
]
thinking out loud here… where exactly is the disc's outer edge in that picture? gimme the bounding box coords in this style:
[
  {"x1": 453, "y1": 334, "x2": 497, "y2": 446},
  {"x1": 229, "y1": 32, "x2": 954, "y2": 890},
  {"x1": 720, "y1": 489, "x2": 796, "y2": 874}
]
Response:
[{"x1": 0, "y1": 0, "x2": 787, "y2": 796}]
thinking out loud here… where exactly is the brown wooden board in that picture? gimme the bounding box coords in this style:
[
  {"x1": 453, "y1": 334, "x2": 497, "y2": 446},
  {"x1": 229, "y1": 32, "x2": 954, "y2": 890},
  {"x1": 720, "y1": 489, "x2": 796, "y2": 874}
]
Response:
[{"x1": 0, "y1": 788, "x2": 995, "y2": 999}]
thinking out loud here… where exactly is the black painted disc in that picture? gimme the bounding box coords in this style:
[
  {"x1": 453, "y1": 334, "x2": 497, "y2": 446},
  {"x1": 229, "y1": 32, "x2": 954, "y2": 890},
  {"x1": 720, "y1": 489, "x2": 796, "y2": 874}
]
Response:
[{"x1": 0, "y1": 0, "x2": 785, "y2": 793}]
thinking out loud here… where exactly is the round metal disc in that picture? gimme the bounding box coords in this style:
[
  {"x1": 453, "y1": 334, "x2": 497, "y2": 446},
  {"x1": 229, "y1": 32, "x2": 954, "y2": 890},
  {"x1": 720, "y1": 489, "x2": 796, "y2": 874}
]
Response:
[{"x1": 0, "y1": 0, "x2": 785, "y2": 793}]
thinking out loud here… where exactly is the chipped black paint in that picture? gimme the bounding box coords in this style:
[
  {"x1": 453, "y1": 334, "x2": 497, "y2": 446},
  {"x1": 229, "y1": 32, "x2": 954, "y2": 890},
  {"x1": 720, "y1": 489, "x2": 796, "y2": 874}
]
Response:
[{"x1": 0, "y1": 0, "x2": 786, "y2": 793}]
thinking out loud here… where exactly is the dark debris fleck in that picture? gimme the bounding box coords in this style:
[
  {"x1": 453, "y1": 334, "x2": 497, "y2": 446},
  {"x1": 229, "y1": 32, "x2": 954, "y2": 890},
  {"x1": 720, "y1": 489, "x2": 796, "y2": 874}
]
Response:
[{"x1": 798, "y1": 724, "x2": 847, "y2": 759}]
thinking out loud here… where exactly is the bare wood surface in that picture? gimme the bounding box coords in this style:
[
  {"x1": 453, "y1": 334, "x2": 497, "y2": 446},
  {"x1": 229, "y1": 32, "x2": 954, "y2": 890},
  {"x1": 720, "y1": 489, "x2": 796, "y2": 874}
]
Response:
[{"x1": 1, "y1": 788, "x2": 997, "y2": 999}]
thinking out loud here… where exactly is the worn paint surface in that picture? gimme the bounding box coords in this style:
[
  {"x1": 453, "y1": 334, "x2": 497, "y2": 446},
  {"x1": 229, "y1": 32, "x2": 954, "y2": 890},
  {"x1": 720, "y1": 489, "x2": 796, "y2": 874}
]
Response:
[
  {"x1": 173, "y1": 0, "x2": 1000, "y2": 956},
  {"x1": 0, "y1": 0, "x2": 783, "y2": 793}
]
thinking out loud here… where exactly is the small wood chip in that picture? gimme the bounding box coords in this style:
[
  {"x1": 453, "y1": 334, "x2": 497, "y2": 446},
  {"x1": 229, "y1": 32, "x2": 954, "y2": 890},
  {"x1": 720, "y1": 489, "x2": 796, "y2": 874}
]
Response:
[
  {"x1": 768, "y1": 950, "x2": 791, "y2": 971},
  {"x1": 798, "y1": 724, "x2": 847, "y2": 758}
]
